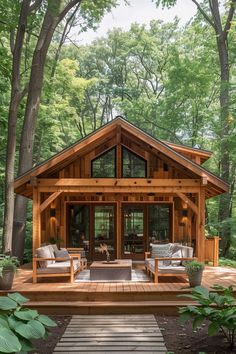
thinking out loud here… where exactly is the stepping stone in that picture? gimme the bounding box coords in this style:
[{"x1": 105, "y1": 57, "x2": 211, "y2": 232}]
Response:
[{"x1": 53, "y1": 314, "x2": 167, "y2": 353}]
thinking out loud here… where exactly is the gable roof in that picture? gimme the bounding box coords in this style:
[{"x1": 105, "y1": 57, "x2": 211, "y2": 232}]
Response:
[{"x1": 14, "y1": 116, "x2": 228, "y2": 197}]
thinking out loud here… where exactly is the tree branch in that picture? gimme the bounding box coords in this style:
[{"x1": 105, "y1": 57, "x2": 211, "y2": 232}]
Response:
[
  {"x1": 223, "y1": 0, "x2": 236, "y2": 38},
  {"x1": 29, "y1": 0, "x2": 43, "y2": 13},
  {"x1": 58, "y1": 0, "x2": 82, "y2": 24},
  {"x1": 191, "y1": 0, "x2": 216, "y2": 29}
]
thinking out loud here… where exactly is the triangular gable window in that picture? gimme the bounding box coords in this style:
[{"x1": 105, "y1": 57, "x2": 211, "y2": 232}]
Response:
[
  {"x1": 91, "y1": 147, "x2": 116, "y2": 177},
  {"x1": 122, "y1": 147, "x2": 147, "y2": 178}
]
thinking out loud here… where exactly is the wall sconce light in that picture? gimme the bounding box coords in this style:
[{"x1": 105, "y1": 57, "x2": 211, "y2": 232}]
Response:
[
  {"x1": 50, "y1": 208, "x2": 56, "y2": 217},
  {"x1": 182, "y1": 209, "x2": 188, "y2": 217}
]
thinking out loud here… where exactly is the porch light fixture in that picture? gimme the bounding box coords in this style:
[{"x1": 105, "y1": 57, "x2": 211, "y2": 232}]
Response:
[
  {"x1": 182, "y1": 209, "x2": 188, "y2": 217},
  {"x1": 50, "y1": 208, "x2": 56, "y2": 217}
]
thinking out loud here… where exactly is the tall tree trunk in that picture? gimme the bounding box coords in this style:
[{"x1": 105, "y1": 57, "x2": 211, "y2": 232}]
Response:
[
  {"x1": 12, "y1": 0, "x2": 81, "y2": 262},
  {"x1": 2, "y1": 0, "x2": 30, "y2": 254},
  {"x1": 217, "y1": 35, "x2": 231, "y2": 255}
]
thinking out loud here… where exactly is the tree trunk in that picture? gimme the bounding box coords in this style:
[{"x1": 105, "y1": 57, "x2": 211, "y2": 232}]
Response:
[
  {"x1": 217, "y1": 35, "x2": 231, "y2": 256},
  {"x1": 2, "y1": 0, "x2": 30, "y2": 254},
  {"x1": 12, "y1": 0, "x2": 81, "y2": 262}
]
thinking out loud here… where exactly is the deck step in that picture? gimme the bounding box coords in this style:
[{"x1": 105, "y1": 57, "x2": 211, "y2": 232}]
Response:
[{"x1": 26, "y1": 300, "x2": 197, "y2": 315}]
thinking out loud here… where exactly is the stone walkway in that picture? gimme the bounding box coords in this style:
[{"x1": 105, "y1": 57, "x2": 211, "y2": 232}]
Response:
[{"x1": 53, "y1": 314, "x2": 167, "y2": 353}]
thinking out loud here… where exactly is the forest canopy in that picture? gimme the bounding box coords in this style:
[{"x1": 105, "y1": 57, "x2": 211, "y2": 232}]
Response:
[{"x1": 0, "y1": 0, "x2": 235, "y2": 261}]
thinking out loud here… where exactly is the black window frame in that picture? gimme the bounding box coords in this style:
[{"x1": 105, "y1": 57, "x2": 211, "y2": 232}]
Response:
[
  {"x1": 121, "y1": 146, "x2": 147, "y2": 178},
  {"x1": 91, "y1": 147, "x2": 117, "y2": 178}
]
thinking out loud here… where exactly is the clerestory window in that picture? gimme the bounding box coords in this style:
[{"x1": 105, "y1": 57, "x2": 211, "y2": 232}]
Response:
[
  {"x1": 91, "y1": 147, "x2": 116, "y2": 178},
  {"x1": 122, "y1": 147, "x2": 147, "y2": 178}
]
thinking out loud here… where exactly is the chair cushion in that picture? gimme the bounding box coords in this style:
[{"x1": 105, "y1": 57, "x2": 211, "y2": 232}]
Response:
[
  {"x1": 54, "y1": 248, "x2": 70, "y2": 261},
  {"x1": 150, "y1": 243, "x2": 173, "y2": 265},
  {"x1": 171, "y1": 249, "x2": 182, "y2": 266},
  {"x1": 37, "y1": 259, "x2": 80, "y2": 274},
  {"x1": 36, "y1": 246, "x2": 55, "y2": 268}
]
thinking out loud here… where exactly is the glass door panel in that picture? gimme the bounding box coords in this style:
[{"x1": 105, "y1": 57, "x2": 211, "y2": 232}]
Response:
[
  {"x1": 123, "y1": 206, "x2": 145, "y2": 259},
  {"x1": 68, "y1": 204, "x2": 90, "y2": 260},
  {"x1": 93, "y1": 205, "x2": 115, "y2": 260},
  {"x1": 148, "y1": 204, "x2": 170, "y2": 245}
]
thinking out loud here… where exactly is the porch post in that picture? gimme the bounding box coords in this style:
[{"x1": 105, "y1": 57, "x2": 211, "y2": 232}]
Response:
[
  {"x1": 117, "y1": 200, "x2": 121, "y2": 259},
  {"x1": 32, "y1": 186, "x2": 41, "y2": 256},
  {"x1": 196, "y1": 188, "x2": 205, "y2": 262}
]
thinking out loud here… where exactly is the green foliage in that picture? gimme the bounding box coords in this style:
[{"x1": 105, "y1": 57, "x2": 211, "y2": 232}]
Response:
[
  {"x1": 0, "y1": 292, "x2": 56, "y2": 353},
  {"x1": 185, "y1": 261, "x2": 204, "y2": 276},
  {"x1": 0, "y1": 255, "x2": 19, "y2": 276},
  {"x1": 179, "y1": 285, "x2": 236, "y2": 349},
  {"x1": 219, "y1": 258, "x2": 236, "y2": 269}
]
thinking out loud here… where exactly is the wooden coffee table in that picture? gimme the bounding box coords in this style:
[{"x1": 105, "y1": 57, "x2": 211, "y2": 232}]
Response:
[{"x1": 90, "y1": 259, "x2": 132, "y2": 281}]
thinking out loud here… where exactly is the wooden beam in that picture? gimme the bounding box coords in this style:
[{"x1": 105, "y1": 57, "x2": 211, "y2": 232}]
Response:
[
  {"x1": 40, "y1": 191, "x2": 62, "y2": 213},
  {"x1": 36, "y1": 178, "x2": 201, "y2": 187},
  {"x1": 38, "y1": 186, "x2": 201, "y2": 194},
  {"x1": 175, "y1": 191, "x2": 198, "y2": 215}
]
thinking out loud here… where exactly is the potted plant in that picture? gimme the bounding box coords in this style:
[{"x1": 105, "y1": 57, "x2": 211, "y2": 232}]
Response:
[
  {"x1": 185, "y1": 260, "x2": 204, "y2": 287},
  {"x1": 0, "y1": 255, "x2": 19, "y2": 290}
]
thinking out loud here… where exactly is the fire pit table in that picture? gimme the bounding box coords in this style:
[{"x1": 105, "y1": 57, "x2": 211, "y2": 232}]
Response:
[{"x1": 90, "y1": 259, "x2": 132, "y2": 281}]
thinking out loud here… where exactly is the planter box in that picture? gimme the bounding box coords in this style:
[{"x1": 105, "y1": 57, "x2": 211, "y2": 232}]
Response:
[{"x1": 205, "y1": 237, "x2": 220, "y2": 267}]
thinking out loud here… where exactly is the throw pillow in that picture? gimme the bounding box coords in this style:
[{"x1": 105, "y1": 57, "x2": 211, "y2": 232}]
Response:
[
  {"x1": 36, "y1": 246, "x2": 54, "y2": 268},
  {"x1": 171, "y1": 249, "x2": 182, "y2": 266},
  {"x1": 54, "y1": 249, "x2": 70, "y2": 262},
  {"x1": 151, "y1": 243, "x2": 173, "y2": 266}
]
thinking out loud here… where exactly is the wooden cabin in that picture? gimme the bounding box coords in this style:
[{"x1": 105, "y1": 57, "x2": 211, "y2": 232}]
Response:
[{"x1": 14, "y1": 116, "x2": 228, "y2": 263}]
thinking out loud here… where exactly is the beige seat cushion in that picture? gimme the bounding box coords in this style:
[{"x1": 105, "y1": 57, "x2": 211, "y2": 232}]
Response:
[{"x1": 37, "y1": 259, "x2": 80, "y2": 274}]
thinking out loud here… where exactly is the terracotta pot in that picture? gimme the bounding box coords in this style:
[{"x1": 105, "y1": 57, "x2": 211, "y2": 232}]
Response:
[
  {"x1": 0, "y1": 267, "x2": 15, "y2": 290},
  {"x1": 188, "y1": 268, "x2": 204, "y2": 287}
]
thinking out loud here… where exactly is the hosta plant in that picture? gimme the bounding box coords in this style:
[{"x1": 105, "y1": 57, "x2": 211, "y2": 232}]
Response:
[
  {"x1": 0, "y1": 292, "x2": 56, "y2": 353},
  {"x1": 179, "y1": 285, "x2": 236, "y2": 349}
]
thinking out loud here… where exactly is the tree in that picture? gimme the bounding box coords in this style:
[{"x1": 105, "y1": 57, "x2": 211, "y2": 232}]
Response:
[
  {"x1": 155, "y1": 0, "x2": 236, "y2": 256},
  {"x1": 3, "y1": 0, "x2": 117, "y2": 260}
]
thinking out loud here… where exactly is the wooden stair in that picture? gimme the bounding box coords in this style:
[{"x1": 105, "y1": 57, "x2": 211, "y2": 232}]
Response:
[{"x1": 25, "y1": 299, "x2": 197, "y2": 315}]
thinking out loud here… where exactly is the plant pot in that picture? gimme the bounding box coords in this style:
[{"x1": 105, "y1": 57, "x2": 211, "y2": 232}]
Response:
[
  {"x1": 0, "y1": 267, "x2": 15, "y2": 290},
  {"x1": 188, "y1": 268, "x2": 204, "y2": 287}
]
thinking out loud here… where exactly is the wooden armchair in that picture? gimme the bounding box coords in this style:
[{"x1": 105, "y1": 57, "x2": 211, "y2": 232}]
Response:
[{"x1": 32, "y1": 245, "x2": 81, "y2": 283}]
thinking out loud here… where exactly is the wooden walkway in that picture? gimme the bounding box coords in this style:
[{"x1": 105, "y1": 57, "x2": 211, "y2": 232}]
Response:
[{"x1": 53, "y1": 315, "x2": 167, "y2": 353}]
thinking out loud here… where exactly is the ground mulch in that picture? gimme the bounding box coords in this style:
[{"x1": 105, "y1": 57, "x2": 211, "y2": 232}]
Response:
[
  {"x1": 32, "y1": 315, "x2": 236, "y2": 354},
  {"x1": 156, "y1": 315, "x2": 236, "y2": 354}
]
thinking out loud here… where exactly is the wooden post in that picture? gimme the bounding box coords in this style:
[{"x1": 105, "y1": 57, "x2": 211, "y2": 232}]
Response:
[
  {"x1": 196, "y1": 188, "x2": 205, "y2": 262},
  {"x1": 117, "y1": 200, "x2": 121, "y2": 259},
  {"x1": 32, "y1": 187, "x2": 41, "y2": 256}
]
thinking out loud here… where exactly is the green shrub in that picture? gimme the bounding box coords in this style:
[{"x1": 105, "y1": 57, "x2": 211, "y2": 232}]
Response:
[
  {"x1": 179, "y1": 285, "x2": 236, "y2": 349},
  {"x1": 0, "y1": 292, "x2": 56, "y2": 353},
  {"x1": 0, "y1": 255, "x2": 19, "y2": 276},
  {"x1": 185, "y1": 260, "x2": 204, "y2": 275}
]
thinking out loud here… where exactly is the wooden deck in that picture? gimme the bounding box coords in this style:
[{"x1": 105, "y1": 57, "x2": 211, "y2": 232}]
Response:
[{"x1": 3, "y1": 265, "x2": 236, "y2": 315}]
